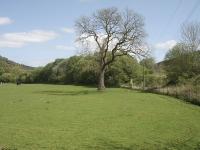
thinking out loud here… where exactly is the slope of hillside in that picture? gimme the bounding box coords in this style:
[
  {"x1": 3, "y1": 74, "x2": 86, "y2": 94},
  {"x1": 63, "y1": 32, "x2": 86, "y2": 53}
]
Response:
[
  {"x1": 0, "y1": 56, "x2": 33, "y2": 70},
  {"x1": 0, "y1": 55, "x2": 34, "y2": 82}
]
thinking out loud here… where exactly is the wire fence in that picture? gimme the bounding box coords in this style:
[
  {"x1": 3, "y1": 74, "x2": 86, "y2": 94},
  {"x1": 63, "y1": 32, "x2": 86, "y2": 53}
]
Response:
[
  {"x1": 123, "y1": 81, "x2": 200, "y2": 106},
  {"x1": 147, "y1": 85, "x2": 200, "y2": 106}
]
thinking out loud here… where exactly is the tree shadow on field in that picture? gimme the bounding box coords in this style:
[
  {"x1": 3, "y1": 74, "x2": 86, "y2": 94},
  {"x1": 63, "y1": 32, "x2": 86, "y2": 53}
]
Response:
[
  {"x1": 85, "y1": 138, "x2": 139, "y2": 150},
  {"x1": 163, "y1": 138, "x2": 200, "y2": 150},
  {"x1": 34, "y1": 90, "x2": 99, "y2": 96},
  {"x1": 84, "y1": 137, "x2": 200, "y2": 150}
]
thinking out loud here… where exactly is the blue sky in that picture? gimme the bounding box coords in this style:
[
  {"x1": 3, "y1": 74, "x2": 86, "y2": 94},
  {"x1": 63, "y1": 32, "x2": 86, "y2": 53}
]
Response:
[{"x1": 0, "y1": 0, "x2": 200, "y2": 66}]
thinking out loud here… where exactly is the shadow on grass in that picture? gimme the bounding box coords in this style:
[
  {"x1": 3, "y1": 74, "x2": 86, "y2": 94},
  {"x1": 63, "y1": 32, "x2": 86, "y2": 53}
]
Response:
[
  {"x1": 34, "y1": 90, "x2": 100, "y2": 96},
  {"x1": 85, "y1": 138, "x2": 139, "y2": 150},
  {"x1": 85, "y1": 138, "x2": 200, "y2": 150}
]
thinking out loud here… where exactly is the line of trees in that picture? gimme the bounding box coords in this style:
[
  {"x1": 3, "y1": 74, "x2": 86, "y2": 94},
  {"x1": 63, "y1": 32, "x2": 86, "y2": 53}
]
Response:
[{"x1": 21, "y1": 54, "x2": 158, "y2": 87}]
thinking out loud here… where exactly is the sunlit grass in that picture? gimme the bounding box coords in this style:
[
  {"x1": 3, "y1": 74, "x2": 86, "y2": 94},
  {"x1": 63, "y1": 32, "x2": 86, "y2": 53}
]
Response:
[{"x1": 0, "y1": 84, "x2": 200, "y2": 150}]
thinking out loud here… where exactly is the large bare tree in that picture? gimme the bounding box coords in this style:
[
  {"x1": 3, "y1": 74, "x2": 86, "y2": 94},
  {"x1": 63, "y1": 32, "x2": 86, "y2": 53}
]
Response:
[
  {"x1": 181, "y1": 22, "x2": 200, "y2": 51},
  {"x1": 75, "y1": 7, "x2": 147, "y2": 90}
]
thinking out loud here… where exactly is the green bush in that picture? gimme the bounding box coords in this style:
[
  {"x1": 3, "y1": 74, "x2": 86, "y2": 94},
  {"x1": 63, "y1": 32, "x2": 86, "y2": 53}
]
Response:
[{"x1": 0, "y1": 73, "x2": 15, "y2": 82}]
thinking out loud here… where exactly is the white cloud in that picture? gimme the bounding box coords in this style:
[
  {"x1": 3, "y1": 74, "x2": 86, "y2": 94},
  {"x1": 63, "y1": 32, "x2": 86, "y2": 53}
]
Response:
[
  {"x1": 0, "y1": 17, "x2": 13, "y2": 25},
  {"x1": 0, "y1": 30, "x2": 58, "y2": 48},
  {"x1": 56, "y1": 45, "x2": 75, "y2": 50},
  {"x1": 153, "y1": 40, "x2": 177, "y2": 62},
  {"x1": 155, "y1": 40, "x2": 177, "y2": 50},
  {"x1": 61, "y1": 27, "x2": 74, "y2": 33},
  {"x1": 76, "y1": 32, "x2": 123, "y2": 53}
]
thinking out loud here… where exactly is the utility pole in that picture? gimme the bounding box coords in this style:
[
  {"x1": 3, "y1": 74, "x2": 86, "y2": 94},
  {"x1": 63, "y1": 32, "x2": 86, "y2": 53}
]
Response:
[
  {"x1": 143, "y1": 62, "x2": 144, "y2": 90},
  {"x1": 142, "y1": 60, "x2": 145, "y2": 91},
  {"x1": 139, "y1": 56, "x2": 146, "y2": 91}
]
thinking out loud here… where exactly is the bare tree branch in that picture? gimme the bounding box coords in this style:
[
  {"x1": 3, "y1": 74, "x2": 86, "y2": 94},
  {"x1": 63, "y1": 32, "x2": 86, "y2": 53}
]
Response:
[{"x1": 75, "y1": 7, "x2": 148, "y2": 90}]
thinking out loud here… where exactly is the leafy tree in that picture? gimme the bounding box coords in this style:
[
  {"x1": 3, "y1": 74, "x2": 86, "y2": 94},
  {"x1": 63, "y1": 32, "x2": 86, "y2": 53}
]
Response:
[
  {"x1": 165, "y1": 43, "x2": 186, "y2": 60},
  {"x1": 0, "y1": 67, "x2": 4, "y2": 76},
  {"x1": 164, "y1": 44, "x2": 200, "y2": 84},
  {"x1": 140, "y1": 57, "x2": 155, "y2": 74},
  {"x1": 106, "y1": 56, "x2": 140, "y2": 86},
  {"x1": 0, "y1": 73, "x2": 15, "y2": 82}
]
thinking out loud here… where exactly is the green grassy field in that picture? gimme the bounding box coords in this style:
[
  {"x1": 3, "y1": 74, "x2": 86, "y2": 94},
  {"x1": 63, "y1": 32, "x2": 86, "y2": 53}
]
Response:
[{"x1": 0, "y1": 84, "x2": 200, "y2": 150}]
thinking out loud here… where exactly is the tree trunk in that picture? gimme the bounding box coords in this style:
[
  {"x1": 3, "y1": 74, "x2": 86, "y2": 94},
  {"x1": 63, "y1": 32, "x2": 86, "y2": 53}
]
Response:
[{"x1": 98, "y1": 68, "x2": 105, "y2": 91}]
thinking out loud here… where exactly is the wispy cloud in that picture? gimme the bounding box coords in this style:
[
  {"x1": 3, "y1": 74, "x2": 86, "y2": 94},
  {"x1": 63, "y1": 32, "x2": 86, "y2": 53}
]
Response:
[
  {"x1": 0, "y1": 17, "x2": 13, "y2": 25},
  {"x1": 0, "y1": 30, "x2": 58, "y2": 48},
  {"x1": 61, "y1": 27, "x2": 74, "y2": 33},
  {"x1": 80, "y1": 0, "x2": 97, "y2": 2},
  {"x1": 154, "y1": 40, "x2": 177, "y2": 50},
  {"x1": 153, "y1": 40, "x2": 177, "y2": 62},
  {"x1": 56, "y1": 45, "x2": 75, "y2": 50}
]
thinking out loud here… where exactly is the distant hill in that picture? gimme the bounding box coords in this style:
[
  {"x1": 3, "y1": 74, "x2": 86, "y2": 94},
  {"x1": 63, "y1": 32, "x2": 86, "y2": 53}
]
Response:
[
  {"x1": 0, "y1": 55, "x2": 34, "y2": 82},
  {"x1": 0, "y1": 55, "x2": 34, "y2": 71}
]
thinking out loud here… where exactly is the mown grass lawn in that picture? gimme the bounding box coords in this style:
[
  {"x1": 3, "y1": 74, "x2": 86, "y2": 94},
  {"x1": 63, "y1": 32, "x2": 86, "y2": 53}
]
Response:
[{"x1": 0, "y1": 84, "x2": 200, "y2": 150}]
